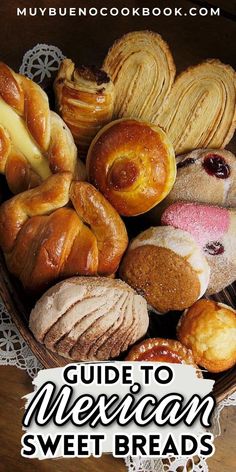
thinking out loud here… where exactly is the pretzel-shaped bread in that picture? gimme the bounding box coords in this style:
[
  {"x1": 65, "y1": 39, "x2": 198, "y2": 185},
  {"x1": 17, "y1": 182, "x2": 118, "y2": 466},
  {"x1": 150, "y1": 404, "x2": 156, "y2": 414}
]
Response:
[{"x1": 0, "y1": 173, "x2": 128, "y2": 292}]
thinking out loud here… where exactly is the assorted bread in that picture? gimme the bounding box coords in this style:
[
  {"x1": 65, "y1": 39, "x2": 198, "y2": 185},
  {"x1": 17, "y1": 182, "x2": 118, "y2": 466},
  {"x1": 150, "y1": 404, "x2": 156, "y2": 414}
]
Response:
[
  {"x1": 0, "y1": 30, "x2": 236, "y2": 375},
  {"x1": 87, "y1": 119, "x2": 176, "y2": 216},
  {"x1": 54, "y1": 59, "x2": 114, "y2": 157}
]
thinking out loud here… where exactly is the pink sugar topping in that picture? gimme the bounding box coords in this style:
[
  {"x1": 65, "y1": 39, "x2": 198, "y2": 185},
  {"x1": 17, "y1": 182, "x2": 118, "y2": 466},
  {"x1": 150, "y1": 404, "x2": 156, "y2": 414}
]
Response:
[{"x1": 161, "y1": 202, "x2": 230, "y2": 247}]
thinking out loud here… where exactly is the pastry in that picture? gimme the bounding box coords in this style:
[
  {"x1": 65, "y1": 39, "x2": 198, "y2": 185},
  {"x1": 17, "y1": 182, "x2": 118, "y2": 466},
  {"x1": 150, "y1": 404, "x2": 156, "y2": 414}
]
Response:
[
  {"x1": 126, "y1": 337, "x2": 201, "y2": 370},
  {"x1": 103, "y1": 30, "x2": 175, "y2": 120},
  {"x1": 29, "y1": 276, "x2": 149, "y2": 361},
  {"x1": 162, "y1": 202, "x2": 236, "y2": 294},
  {"x1": 119, "y1": 226, "x2": 210, "y2": 313},
  {"x1": 156, "y1": 60, "x2": 236, "y2": 155},
  {"x1": 0, "y1": 173, "x2": 128, "y2": 292},
  {"x1": 0, "y1": 62, "x2": 84, "y2": 194},
  {"x1": 177, "y1": 299, "x2": 236, "y2": 373},
  {"x1": 155, "y1": 149, "x2": 236, "y2": 214},
  {"x1": 54, "y1": 59, "x2": 114, "y2": 157},
  {"x1": 87, "y1": 119, "x2": 176, "y2": 216}
]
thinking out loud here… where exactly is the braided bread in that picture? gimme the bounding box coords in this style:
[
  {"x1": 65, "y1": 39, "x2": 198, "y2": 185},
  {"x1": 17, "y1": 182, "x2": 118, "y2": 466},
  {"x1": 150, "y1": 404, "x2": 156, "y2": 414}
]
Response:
[
  {"x1": 0, "y1": 62, "x2": 84, "y2": 194},
  {"x1": 87, "y1": 119, "x2": 176, "y2": 216},
  {"x1": 0, "y1": 173, "x2": 128, "y2": 292},
  {"x1": 103, "y1": 30, "x2": 175, "y2": 120},
  {"x1": 54, "y1": 59, "x2": 114, "y2": 157},
  {"x1": 156, "y1": 60, "x2": 236, "y2": 155}
]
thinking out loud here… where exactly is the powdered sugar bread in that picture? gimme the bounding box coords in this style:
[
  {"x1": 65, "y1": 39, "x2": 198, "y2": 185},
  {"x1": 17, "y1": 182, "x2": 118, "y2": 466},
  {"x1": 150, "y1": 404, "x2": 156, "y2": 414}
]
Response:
[
  {"x1": 120, "y1": 226, "x2": 210, "y2": 313},
  {"x1": 162, "y1": 202, "x2": 236, "y2": 294},
  {"x1": 29, "y1": 276, "x2": 149, "y2": 361}
]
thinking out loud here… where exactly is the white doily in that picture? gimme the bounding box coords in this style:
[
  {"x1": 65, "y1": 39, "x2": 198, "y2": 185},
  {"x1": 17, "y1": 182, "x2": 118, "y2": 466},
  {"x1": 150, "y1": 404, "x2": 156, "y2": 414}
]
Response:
[{"x1": 0, "y1": 43, "x2": 235, "y2": 472}]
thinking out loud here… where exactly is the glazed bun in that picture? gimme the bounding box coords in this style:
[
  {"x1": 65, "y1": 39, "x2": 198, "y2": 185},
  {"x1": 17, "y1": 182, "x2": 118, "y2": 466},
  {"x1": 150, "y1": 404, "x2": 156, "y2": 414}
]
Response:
[
  {"x1": 120, "y1": 226, "x2": 210, "y2": 313},
  {"x1": 29, "y1": 277, "x2": 149, "y2": 361},
  {"x1": 177, "y1": 299, "x2": 236, "y2": 373},
  {"x1": 87, "y1": 119, "x2": 176, "y2": 216}
]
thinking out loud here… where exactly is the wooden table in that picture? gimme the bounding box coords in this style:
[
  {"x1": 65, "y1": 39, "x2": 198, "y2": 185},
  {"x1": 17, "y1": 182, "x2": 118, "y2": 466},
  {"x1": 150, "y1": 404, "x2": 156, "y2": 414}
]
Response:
[
  {"x1": 0, "y1": 365, "x2": 235, "y2": 471},
  {"x1": 0, "y1": 0, "x2": 235, "y2": 470}
]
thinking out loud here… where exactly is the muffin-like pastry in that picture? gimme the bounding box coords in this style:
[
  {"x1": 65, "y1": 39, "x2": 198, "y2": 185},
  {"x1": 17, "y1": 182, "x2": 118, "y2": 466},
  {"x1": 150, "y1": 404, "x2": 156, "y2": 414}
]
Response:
[
  {"x1": 120, "y1": 226, "x2": 210, "y2": 313},
  {"x1": 54, "y1": 59, "x2": 114, "y2": 157},
  {"x1": 177, "y1": 299, "x2": 236, "y2": 373},
  {"x1": 156, "y1": 60, "x2": 236, "y2": 154},
  {"x1": 126, "y1": 337, "x2": 200, "y2": 368},
  {"x1": 162, "y1": 202, "x2": 236, "y2": 294},
  {"x1": 87, "y1": 119, "x2": 176, "y2": 216},
  {"x1": 103, "y1": 30, "x2": 175, "y2": 120},
  {"x1": 29, "y1": 277, "x2": 149, "y2": 361}
]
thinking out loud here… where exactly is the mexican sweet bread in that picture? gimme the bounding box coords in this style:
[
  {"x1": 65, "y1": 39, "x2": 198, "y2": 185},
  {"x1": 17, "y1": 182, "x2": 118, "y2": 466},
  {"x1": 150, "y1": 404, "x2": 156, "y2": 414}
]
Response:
[
  {"x1": 87, "y1": 119, "x2": 176, "y2": 216},
  {"x1": 177, "y1": 299, "x2": 236, "y2": 373},
  {"x1": 103, "y1": 30, "x2": 175, "y2": 120},
  {"x1": 0, "y1": 62, "x2": 84, "y2": 194},
  {"x1": 0, "y1": 173, "x2": 128, "y2": 292},
  {"x1": 155, "y1": 60, "x2": 236, "y2": 154},
  {"x1": 54, "y1": 59, "x2": 114, "y2": 157},
  {"x1": 29, "y1": 277, "x2": 149, "y2": 361},
  {"x1": 120, "y1": 226, "x2": 210, "y2": 313},
  {"x1": 162, "y1": 202, "x2": 236, "y2": 294}
]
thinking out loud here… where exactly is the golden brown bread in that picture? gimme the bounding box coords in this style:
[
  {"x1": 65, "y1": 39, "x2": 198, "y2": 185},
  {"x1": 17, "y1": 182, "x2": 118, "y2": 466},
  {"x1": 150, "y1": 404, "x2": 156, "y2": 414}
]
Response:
[
  {"x1": 29, "y1": 277, "x2": 149, "y2": 361},
  {"x1": 155, "y1": 60, "x2": 236, "y2": 154},
  {"x1": 87, "y1": 119, "x2": 176, "y2": 216},
  {"x1": 0, "y1": 173, "x2": 128, "y2": 292},
  {"x1": 0, "y1": 62, "x2": 85, "y2": 193},
  {"x1": 54, "y1": 59, "x2": 114, "y2": 157},
  {"x1": 177, "y1": 299, "x2": 236, "y2": 373},
  {"x1": 103, "y1": 30, "x2": 175, "y2": 120}
]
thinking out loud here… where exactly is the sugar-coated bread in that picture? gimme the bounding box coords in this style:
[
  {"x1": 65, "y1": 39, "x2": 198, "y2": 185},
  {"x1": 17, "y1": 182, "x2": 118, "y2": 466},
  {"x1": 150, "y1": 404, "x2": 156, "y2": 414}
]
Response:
[
  {"x1": 120, "y1": 226, "x2": 210, "y2": 313},
  {"x1": 0, "y1": 173, "x2": 128, "y2": 292},
  {"x1": 0, "y1": 62, "x2": 85, "y2": 194},
  {"x1": 87, "y1": 119, "x2": 176, "y2": 216},
  {"x1": 177, "y1": 299, "x2": 236, "y2": 373},
  {"x1": 29, "y1": 277, "x2": 149, "y2": 361},
  {"x1": 162, "y1": 201, "x2": 236, "y2": 294},
  {"x1": 103, "y1": 30, "x2": 175, "y2": 120},
  {"x1": 54, "y1": 59, "x2": 114, "y2": 157},
  {"x1": 156, "y1": 61, "x2": 236, "y2": 154}
]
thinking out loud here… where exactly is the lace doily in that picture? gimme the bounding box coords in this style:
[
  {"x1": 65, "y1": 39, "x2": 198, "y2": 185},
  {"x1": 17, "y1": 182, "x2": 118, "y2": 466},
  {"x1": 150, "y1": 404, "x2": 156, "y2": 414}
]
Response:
[{"x1": 0, "y1": 43, "x2": 235, "y2": 472}]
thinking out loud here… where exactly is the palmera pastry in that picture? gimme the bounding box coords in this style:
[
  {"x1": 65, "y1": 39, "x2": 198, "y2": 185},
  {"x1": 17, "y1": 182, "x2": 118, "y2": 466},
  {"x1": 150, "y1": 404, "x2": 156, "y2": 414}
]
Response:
[
  {"x1": 120, "y1": 226, "x2": 210, "y2": 313},
  {"x1": 29, "y1": 277, "x2": 149, "y2": 361},
  {"x1": 164, "y1": 149, "x2": 236, "y2": 209},
  {"x1": 177, "y1": 299, "x2": 236, "y2": 373},
  {"x1": 87, "y1": 119, "x2": 176, "y2": 216},
  {"x1": 103, "y1": 30, "x2": 175, "y2": 120},
  {"x1": 126, "y1": 338, "x2": 201, "y2": 369},
  {"x1": 156, "y1": 60, "x2": 236, "y2": 155},
  {"x1": 0, "y1": 62, "x2": 83, "y2": 194},
  {"x1": 0, "y1": 173, "x2": 128, "y2": 292},
  {"x1": 162, "y1": 202, "x2": 236, "y2": 294},
  {"x1": 54, "y1": 59, "x2": 114, "y2": 157}
]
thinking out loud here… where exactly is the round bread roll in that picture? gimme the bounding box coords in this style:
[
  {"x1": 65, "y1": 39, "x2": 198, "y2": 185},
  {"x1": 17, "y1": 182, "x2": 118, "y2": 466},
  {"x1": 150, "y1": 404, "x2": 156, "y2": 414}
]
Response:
[
  {"x1": 162, "y1": 201, "x2": 236, "y2": 294},
  {"x1": 29, "y1": 277, "x2": 149, "y2": 361},
  {"x1": 120, "y1": 226, "x2": 210, "y2": 313},
  {"x1": 87, "y1": 119, "x2": 176, "y2": 216},
  {"x1": 177, "y1": 299, "x2": 236, "y2": 373},
  {"x1": 126, "y1": 337, "x2": 201, "y2": 370}
]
